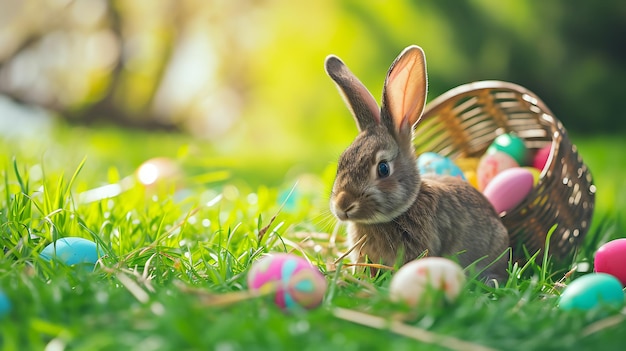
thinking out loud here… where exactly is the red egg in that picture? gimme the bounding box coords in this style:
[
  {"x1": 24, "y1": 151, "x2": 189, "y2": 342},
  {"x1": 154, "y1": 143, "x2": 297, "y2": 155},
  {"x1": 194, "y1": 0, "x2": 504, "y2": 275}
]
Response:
[
  {"x1": 532, "y1": 143, "x2": 552, "y2": 171},
  {"x1": 594, "y1": 238, "x2": 626, "y2": 287}
]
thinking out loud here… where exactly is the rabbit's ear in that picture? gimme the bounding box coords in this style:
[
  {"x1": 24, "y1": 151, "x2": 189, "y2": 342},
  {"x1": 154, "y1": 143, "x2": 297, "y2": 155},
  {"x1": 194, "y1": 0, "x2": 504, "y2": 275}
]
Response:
[
  {"x1": 325, "y1": 55, "x2": 380, "y2": 132},
  {"x1": 381, "y1": 46, "x2": 427, "y2": 136}
]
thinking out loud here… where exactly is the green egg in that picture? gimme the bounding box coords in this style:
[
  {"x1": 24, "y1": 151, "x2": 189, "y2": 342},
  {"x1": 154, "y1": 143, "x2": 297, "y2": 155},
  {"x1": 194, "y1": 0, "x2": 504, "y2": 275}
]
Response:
[
  {"x1": 558, "y1": 273, "x2": 624, "y2": 311},
  {"x1": 486, "y1": 134, "x2": 527, "y2": 166}
]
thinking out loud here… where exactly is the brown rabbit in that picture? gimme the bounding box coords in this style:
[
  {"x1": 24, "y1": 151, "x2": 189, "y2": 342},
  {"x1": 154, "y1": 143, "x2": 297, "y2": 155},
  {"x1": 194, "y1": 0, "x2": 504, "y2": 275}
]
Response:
[{"x1": 325, "y1": 45, "x2": 510, "y2": 282}]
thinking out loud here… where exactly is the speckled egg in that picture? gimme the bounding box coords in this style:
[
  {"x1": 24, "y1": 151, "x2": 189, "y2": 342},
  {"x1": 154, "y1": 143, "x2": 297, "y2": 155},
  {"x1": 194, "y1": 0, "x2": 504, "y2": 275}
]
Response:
[
  {"x1": 389, "y1": 257, "x2": 466, "y2": 308},
  {"x1": 486, "y1": 133, "x2": 528, "y2": 166},
  {"x1": 247, "y1": 253, "x2": 327, "y2": 310},
  {"x1": 417, "y1": 152, "x2": 465, "y2": 180},
  {"x1": 594, "y1": 238, "x2": 626, "y2": 286},
  {"x1": 483, "y1": 167, "x2": 535, "y2": 214},
  {"x1": 0, "y1": 290, "x2": 10, "y2": 317},
  {"x1": 558, "y1": 273, "x2": 624, "y2": 311},
  {"x1": 532, "y1": 143, "x2": 552, "y2": 171},
  {"x1": 40, "y1": 237, "x2": 101, "y2": 269},
  {"x1": 477, "y1": 151, "x2": 519, "y2": 190}
]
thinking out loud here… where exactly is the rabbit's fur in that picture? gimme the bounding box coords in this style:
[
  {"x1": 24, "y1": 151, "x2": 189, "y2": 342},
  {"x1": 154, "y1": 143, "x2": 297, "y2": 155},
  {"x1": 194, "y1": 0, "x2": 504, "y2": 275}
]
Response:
[{"x1": 325, "y1": 46, "x2": 510, "y2": 281}]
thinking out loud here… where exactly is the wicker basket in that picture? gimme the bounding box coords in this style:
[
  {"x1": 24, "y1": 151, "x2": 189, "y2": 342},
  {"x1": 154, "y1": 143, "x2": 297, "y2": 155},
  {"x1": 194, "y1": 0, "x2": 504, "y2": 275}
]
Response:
[{"x1": 415, "y1": 81, "x2": 596, "y2": 263}]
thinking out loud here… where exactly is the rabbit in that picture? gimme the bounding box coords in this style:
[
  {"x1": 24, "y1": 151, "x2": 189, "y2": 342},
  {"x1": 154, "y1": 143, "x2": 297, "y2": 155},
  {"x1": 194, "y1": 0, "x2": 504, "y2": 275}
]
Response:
[{"x1": 325, "y1": 45, "x2": 510, "y2": 282}]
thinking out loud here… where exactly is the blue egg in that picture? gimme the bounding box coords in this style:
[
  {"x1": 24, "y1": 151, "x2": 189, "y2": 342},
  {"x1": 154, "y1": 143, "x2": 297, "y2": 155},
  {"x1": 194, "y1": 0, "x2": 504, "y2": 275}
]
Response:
[
  {"x1": 558, "y1": 273, "x2": 624, "y2": 311},
  {"x1": 0, "y1": 290, "x2": 10, "y2": 317},
  {"x1": 278, "y1": 188, "x2": 299, "y2": 212},
  {"x1": 40, "y1": 237, "x2": 101, "y2": 269},
  {"x1": 417, "y1": 152, "x2": 466, "y2": 180}
]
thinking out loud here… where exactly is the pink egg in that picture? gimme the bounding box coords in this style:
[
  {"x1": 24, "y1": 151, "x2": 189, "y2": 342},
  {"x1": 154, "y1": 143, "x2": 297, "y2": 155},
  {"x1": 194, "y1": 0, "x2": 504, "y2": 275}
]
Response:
[
  {"x1": 482, "y1": 167, "x2": 534, "y2": 214},
  {"x1": 532, "y1": 143, "x2": 552, "y2": 171},
  {"x1": 247, "y1": 253, "x2": 327, "y2": 310},
  {"x1": 522, "y1": 167, "x2": 541, "y2": 185},
  {"x1": 477, "y1": 152, "x2": 519, "y2": 190},
  {"x1": 594, "y1": 238, "x2": 626, "y2": 287}
]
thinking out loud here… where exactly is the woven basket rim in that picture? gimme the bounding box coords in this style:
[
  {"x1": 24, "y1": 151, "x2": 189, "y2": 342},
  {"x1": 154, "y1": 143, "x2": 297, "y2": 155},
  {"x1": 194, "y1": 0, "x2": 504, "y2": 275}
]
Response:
[{"x1": 422, "y1": 80, "x2": 555, "y2": 120}]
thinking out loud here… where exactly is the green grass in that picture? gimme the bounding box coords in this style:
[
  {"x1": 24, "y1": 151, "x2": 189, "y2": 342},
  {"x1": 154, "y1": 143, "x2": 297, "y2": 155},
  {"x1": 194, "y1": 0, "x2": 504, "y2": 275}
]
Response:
[{"x1": 1, "y1": 126, "x2": 625, "y2": 351}]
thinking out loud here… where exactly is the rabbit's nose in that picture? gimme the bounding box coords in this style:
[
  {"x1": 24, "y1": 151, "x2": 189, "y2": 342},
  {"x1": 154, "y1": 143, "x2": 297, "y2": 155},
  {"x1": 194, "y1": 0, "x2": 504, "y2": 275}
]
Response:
[{"x1": 333, "y1": 191, "x2": 358, "y2": 220}]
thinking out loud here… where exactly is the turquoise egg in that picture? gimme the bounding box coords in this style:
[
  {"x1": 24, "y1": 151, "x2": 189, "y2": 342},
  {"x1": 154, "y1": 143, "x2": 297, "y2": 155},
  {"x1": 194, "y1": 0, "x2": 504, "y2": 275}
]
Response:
[
  {"x1": 486, "y1": 133, "x2": 528, "y2": 166},
  {"x1": 40, "y1": 237, "x2": 101, "y2": 269},
  {"x1": 417, "y1": 152, "x2": 466, "y2": 180},
  {"x1": 558, "y1": 273, "x2": 624, "y2": 311},
  {"x1": 0, "y1": 290, "x2": 10, "y2": 317}
]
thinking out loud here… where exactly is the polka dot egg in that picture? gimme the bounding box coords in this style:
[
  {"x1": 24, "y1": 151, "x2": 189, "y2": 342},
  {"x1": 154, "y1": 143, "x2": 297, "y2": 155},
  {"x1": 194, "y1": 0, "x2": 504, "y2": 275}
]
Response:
[
  {"x1": 486, "y1": 133, "x2": 528, "y2": 166},
  {"x1": 247, "y1": 253, "x2": 327, "y2": 310}
]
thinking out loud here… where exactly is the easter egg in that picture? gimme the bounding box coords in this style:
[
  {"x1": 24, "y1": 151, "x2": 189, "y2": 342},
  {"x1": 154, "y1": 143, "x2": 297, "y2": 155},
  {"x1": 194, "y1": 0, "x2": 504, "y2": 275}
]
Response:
[
  {"x1": 523, "y1": 167, "x2": 541, "y2": 186},
  {"x1": 454, "y1": 157, "x2": 480, "y2": 189},
  {"x1": 558, "y1": 273, "x2": 624, "y2": 311},
  {"x1": 477, "y1": 152, "x2": 519, "y2": 190},
  {"x1": 0, "y1": 290, "x2": 10, "y2": 317},
  {"x1": 136, "y1": 157, "x2": 182, "y2": 188},
  {"x1": 486, "y1": 133, "x2": 527, "y2": 166},
  {"x1": 594, "y1": 238, "x2": 626, "y2": 286},
  {"x1": 454, "y1": 157, "x2": 479, "y2": 173},
  {"x1": 463, "y1": 170, "x2": 478, "y2": 189},
  {"x1": 40, "y1": 237, "x2": 100, "y2": 269},
  {"x1": 483, "y1": 167, "x2": 535, "y2": 214},
  {"x1": 247, "y1": 253, "x2": 327, "y2": 310},
  {"x1": 389, "y1": 257, "x2": 466, "y2": 308},
  {"x1": 532, "y1": 143, "x2": 552, "y2": 171},
  {"x1": 417, "y1": 152, "x2": 465, "y2": 180}
]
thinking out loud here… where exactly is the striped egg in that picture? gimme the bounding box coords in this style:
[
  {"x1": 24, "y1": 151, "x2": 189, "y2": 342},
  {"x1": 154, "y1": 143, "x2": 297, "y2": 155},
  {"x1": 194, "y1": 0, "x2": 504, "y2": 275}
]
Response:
[{"x1": 247, "y1": 253, "x2": 327, "y2": 310}]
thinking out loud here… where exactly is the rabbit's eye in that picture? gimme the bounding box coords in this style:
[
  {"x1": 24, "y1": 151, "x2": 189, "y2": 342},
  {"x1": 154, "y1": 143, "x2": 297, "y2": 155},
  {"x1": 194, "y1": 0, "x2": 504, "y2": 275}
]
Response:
[{"x1": 377, "y1": 161, "x2": 390, "y2": 178}]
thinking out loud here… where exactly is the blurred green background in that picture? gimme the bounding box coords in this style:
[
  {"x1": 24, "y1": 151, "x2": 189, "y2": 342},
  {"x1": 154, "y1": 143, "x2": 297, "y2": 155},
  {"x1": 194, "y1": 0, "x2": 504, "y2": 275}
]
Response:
[{"x1": 0, "y1": 0, "x2": 624, "y2": 184}]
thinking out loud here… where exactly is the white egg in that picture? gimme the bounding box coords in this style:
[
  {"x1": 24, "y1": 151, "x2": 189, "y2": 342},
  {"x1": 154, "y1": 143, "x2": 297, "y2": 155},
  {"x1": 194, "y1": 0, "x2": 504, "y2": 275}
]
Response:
[{"x1": 389, "y1": 257, "x2": 465, "y2": 307}]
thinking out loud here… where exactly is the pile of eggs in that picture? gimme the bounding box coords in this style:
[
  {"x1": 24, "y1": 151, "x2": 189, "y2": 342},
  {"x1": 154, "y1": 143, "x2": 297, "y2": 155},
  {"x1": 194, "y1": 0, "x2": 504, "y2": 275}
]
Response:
[
  {"x1": 385, "y1": 239, "x2": 626, "y2": 313},
  {"x1": 417, "y1": 133, "x2": 552, "y2": 214}
]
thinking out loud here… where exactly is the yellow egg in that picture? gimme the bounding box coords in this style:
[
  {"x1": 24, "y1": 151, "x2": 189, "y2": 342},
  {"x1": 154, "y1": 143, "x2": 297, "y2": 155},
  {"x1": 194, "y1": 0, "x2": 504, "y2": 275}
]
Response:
[
  {"x1": 464, "y1": 170, "x2": 479, "y2": 189},
  {"x1": 523, "y1": 167, "x2": 541, "y2": 185},
  {"x1": 454, "y1": 157, "x2": 480, "y2": 189},
  {"x1": 454, "y1": 157, "x2": 480, "y2": 173}
]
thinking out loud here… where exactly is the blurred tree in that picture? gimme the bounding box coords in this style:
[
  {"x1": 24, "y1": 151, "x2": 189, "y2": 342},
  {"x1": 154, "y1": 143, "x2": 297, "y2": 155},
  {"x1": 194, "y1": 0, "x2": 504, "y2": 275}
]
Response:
[
  {"x1": 0, "y1": 0, "x2": 623, "y2": 153},
  {"x1": 0, "y1": 0, "x2": 264, "y2": 137}
]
